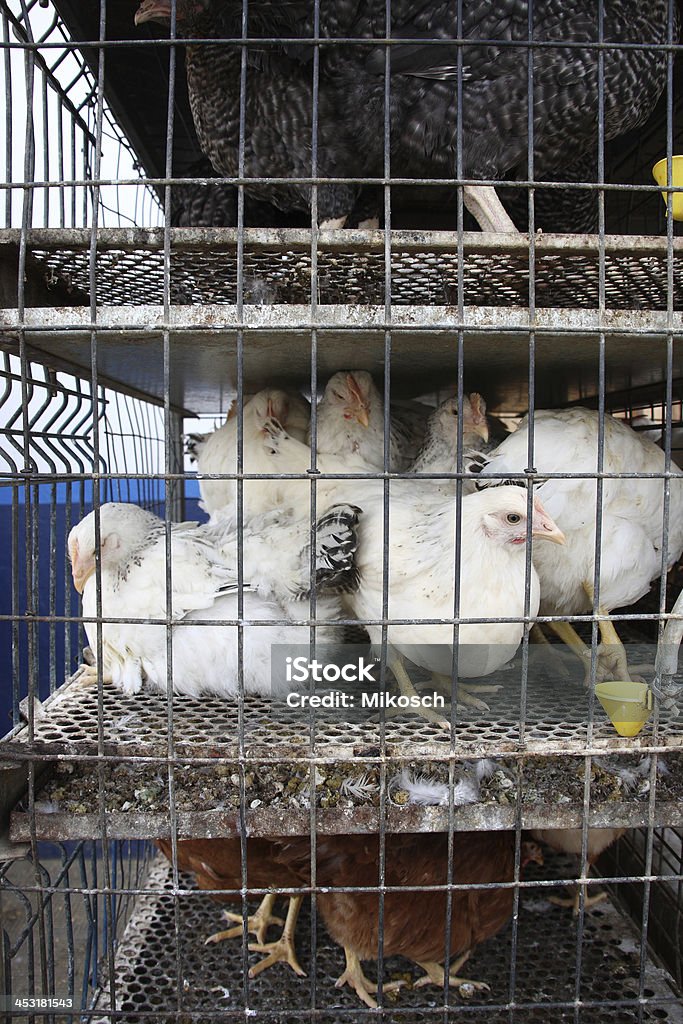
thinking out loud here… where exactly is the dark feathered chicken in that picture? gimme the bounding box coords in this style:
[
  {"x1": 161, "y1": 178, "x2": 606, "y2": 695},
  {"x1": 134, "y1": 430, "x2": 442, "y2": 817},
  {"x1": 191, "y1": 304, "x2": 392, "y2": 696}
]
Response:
[
  {"x1": 273, "y1": 830, "x2": 543, "y2": 1008},
  {"x1": 137, "y1": 0, "x2": 676, "y2": 232},
  {"x1": 135, "y1": 0, "x2": 364, "y2": 226},
  {"x1": 170, "y1": 156, "x2": 312, "y2": 227},
  {"x1": 156, "y1": 837, "x2": 306, "y2": 977},
  {"x1": 345, "y1": 0, "x2": 678, "y2": 231}
]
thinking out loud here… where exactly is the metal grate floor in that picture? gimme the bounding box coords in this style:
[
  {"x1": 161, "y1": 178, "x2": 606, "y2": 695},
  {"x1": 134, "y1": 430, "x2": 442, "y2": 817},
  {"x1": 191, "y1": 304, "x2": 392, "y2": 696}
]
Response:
[
  {"x1": 89, "y1": 855, "x2": 683, "y2": 1023},
  {"x1": 4, "y1": 229, "x2": 681, "y2": 310},
  {"x1": 5, "y1": 664, "x2": 683, "y2": 761}
]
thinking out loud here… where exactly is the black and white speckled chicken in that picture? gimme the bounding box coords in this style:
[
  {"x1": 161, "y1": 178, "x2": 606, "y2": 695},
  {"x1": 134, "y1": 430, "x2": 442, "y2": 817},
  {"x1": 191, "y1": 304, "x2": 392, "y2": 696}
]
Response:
[
  {"x1": 137, "y1": 1, "x2": 677, "y2": 232},
  {"x1": 135, "y1": 0, "x2": 366, "y2": 226},
  {"x1": 344, "y1": 0, "x2": 677, "y2": 232}
]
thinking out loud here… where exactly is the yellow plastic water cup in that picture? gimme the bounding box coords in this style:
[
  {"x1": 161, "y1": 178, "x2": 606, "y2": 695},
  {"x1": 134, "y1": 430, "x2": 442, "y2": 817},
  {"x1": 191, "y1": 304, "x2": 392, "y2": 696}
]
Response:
[
  {"x1": 595, "y1": 681, "x2": 653, "y2": 738},
  {"x1": 652, "y1": 156, "x2": 683, "y2": 220}
]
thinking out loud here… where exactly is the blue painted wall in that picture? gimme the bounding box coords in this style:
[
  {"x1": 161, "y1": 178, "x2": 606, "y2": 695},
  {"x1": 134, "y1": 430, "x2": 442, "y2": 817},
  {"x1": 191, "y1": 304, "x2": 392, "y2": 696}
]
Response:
[{"x1": 0, "y1": 482, "x2": 204, "y2": 735}]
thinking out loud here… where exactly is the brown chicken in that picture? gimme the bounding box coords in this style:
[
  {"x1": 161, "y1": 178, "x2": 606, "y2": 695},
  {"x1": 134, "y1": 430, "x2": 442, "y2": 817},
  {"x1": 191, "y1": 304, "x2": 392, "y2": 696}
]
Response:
[
  {"x1": 273, "y1": 830, "x2": 543, "y2": 1008},
  {"x1": 156, "y1": 838, "x2": 305, "y2": 978}
]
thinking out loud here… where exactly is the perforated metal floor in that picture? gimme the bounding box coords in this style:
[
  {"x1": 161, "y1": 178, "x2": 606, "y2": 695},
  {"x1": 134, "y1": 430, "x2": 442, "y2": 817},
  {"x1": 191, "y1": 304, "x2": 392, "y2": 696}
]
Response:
[
  {"x1": 6, "y1": 229, "x2": 681, "y2": 310},
  {"x1": 89, "y1": 855, "x2": 683, "y2": 1023},
  {"x1": 6, "y1": 663, "x2": 683, "y2": 761}
]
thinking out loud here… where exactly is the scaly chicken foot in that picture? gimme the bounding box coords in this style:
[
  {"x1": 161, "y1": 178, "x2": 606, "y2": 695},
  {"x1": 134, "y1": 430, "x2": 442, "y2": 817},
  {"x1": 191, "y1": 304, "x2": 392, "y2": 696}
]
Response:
[
  {"x1": 248, "y1": 895, "x2": 306, "y2": 979},
  {"x1": 546, "y1": 617, "x2": 644, "y2": 688},
  {"x1": 463, "y1": 184, "x2": 518, "y2": 233},
  {"x1": 205, "y1": 893, "x2": 284, "y2": 948},
  {"x1": 413, "y1": 951, "x2": 490, "y2": 996},
  {"x1": 548, "y1": 886, "x2": 608, "y2": 915},
  {"x1": 582, "y1": 580, "x2": 647, "y2": 682},
  {"x1": 334, "y1": 948, "x2": 406, "y2": 1008},
  {"x1": 389, "y1": 654, "x2": 450, "y2": 728},
  {"x1": 431, "y1": 673, "x2": 503, "y2": 712}
]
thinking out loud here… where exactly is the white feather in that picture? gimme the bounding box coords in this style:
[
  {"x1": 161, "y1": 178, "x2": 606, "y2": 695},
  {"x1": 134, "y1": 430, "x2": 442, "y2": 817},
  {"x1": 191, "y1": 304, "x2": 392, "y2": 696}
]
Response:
[
  {"x1": 475, "y1": 408, "x2": 683, "y2": 614},
  {"x1": 194, "y1": 389, "x2": 310, "y2": 521},
  {"x1": 70, "y1": 503, "x2": 346, "y2": 700}
]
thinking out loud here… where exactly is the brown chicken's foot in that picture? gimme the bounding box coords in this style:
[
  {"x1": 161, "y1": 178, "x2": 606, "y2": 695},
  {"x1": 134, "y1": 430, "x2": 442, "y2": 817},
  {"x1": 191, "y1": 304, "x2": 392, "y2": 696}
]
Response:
[
  {"x1": 463, "y1": 184, "x2": 518, "y2": 233},
  {"x1": 548, "y1": 886, "x2": 608, "y2": 916},
  {"x1": 248, "y1": 896, "x2": 306, "y2": 979},
  {"x1": 389, "y1": 655, "x2": 450, "y2": 729},
  {"x1": 205, "y1": 893, "x2": 284, "y2": 947},
  {"x1": 334, "y1": 948, "x2": 406, "y2": 1008},
  {"x1": 413, "y1": 952, "x2": 490, "y2": 997}
]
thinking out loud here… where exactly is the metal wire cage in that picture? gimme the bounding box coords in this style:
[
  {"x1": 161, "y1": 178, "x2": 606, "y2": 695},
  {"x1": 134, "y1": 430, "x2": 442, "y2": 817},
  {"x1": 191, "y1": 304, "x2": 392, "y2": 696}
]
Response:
[{"x1": 1, "y1": 0, "x2": 683, "y2": 1021}]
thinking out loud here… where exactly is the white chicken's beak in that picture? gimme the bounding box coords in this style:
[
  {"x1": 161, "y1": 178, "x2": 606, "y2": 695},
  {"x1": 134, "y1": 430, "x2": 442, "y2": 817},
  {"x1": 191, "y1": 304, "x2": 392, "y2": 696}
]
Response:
[
  {"x1": 353, "y1": 404, "x2": 370, "y2": 428},
  {"x1": 69, "y1": 539, "x2": 96, "y2": 594},
  {"x1": 531, "y1": 498, "x2": 565, "y2": 545},
  {"x1": 134, "y1": 0, "x2": 172, "y2": 25}
]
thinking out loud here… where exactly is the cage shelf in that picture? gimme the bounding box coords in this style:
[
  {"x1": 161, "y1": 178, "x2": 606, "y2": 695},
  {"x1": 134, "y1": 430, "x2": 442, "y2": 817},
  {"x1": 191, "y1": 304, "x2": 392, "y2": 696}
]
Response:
[
  {"x1": 7, "y1": 749, "x2": 683, "y2": 842},
  {"x1": 87, "y1": 855, "x2": 683, "y2": 1023},
  {"x1": 1, "y1": 229, "x2": 682, "y2": 412},
  {"x1": 3, "y1": 668, "x2": 683, "y2": 840},
  {"x1": 4, "y1": 667, "x2": 683, "y2": 762}
]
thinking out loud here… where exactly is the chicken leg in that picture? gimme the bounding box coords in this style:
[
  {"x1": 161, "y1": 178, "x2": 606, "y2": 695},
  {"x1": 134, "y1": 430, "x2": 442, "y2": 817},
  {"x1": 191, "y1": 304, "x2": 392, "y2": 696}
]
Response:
[
  {"x1": 547, "y1": 606, "x2": 642, "y2": 688},
  {"x1": 247, "y1": 895, "x2": 306, "y2": 978},
  {"x1": 463, "y1": 185, "x2": 518, "y2": 233},
  {"x1": 334, "y1": 948, "x2": 406, "y2": 1008},
  {"x1": 205, "y1": 893, "x2": 284, "y2": 948},
  {"x1": 413, "y1": 950, "x2": 490, "y2": 995},
  {"x1": 582, "y1": 581, "x2": 635, "y2": 682},
  {"x1": 431, "y1": 672, "x2": 502, "y2": 713},
  {"x1": 546, "y1": 620, "x2": 595, "y2": 688},
  {"x1": 389, "y1": 652, "x2": 450, "y2": 728},
  {"x1": 548, "y1": 883, "x2": 608, "y2": 915}
]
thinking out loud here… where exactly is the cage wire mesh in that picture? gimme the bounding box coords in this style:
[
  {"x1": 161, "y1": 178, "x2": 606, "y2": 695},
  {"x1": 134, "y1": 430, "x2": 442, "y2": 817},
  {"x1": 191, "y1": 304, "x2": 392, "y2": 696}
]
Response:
[{"x1": 0, "y1": 0, "x2": 683, "y2": 1021}]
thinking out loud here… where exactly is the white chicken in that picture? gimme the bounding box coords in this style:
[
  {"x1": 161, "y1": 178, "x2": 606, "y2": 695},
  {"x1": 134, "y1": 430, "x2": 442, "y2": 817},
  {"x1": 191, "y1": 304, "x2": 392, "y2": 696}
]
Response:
[
  {"x1": 409, "y1": 393, "x2": 492, "y2": 475},
  {"x1": 189, "y1": 388, "x2": 310, "y2": 521},
  {"x1": 313, "y1": 371, "x2": 429, "y2": 471},
  {"x1": 67, "y1": 501, "x2": 359, "y2": 698},
  {"x1": 470, "y1": 408, "x2": 683, "y2": 684},
  {"x1": 349, "y1": 484, "x2": 565, "y2": 723},
  {"x1": 530, "y1": 827, "x2": 625, "y2": 915}
]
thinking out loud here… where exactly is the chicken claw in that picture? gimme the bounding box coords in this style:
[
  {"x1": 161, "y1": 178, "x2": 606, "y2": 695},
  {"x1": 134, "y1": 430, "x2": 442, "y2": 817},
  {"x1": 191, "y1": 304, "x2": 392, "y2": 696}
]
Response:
[
  {"x1": 548, "y1": 886, "x2": 608, "y2": 915},
  {"x1": 205, "y1": 893, "x2": 283, "y2": 947},
  {"x1": 432, "y1": 674, "x2": 502, "y2": 713},
  {"x1": 70, "y1": 662, "x2": 104, "y2": 690},
  {"x1": 335, "y1": 948, "x2": 406, "y2": 1008},
  {"x1": 388, "y1": 654, "x2": 450, "y2": 729},
  {"x1": 247, "y1": 896, "x2": 306, "y2": 979},
  {"x1": 414, "y1": 951, "x2": 490, "y2": 997}
]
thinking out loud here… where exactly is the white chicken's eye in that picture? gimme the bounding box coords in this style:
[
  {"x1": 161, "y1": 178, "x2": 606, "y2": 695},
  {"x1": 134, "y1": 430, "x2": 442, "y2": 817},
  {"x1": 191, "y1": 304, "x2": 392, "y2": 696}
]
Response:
[
  {"x1": 333, "y1": 391, "x2": 345, "y2": 400},
  {"x1": 506, "y1": 513, "x2": 521, "y2": 524}
]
